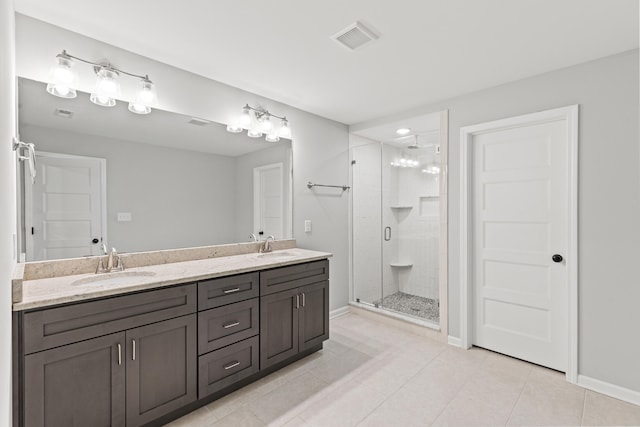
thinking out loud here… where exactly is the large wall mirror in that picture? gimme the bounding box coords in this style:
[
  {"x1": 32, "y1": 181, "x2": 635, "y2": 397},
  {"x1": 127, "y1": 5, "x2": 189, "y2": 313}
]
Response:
[{"x1": 17, "y1": 77, "x2": 293, "y2": 261}]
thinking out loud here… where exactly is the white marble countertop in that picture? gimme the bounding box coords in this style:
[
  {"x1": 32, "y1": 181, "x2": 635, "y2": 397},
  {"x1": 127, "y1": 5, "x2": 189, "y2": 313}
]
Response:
[{"x1": 14, "y1": 248, "x2": 332, "y2": 311}]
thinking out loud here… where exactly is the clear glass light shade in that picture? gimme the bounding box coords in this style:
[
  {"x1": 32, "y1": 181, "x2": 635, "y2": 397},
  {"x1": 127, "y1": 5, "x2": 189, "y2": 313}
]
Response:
[
  {"x1": 265, "y1": 133, "x2": 280, "y2": 142},
  {"x1": 239, "y1": 107, "x2": 252, "y2": 129},
  {"x1": 46, "y1": 54, "x2": 78, "y2": 99},
  {"x1": 247, "y1": 128, "x2": 263, "y2": 138},
  {"x1": 259, "y1": 115, "x2": 273, "y2": 133},
  {"x1": 226, "y1": 120, "x2": 243, "y2": 133},
  {"x1": 127, "y1": 78, "x2": 155, "y2": 114},
  {"x1": 128, "y1": 102, "x2": 151, "y2": 114},
  {"x1": 90, "y1": 93, "x2": 116, "y2": 107},
  {"x1": 90, "y1": 67, "x2": 120, "y2": 107},
  {"x1": 278, "y1": 119, "x2": 291, "y2": 139}
]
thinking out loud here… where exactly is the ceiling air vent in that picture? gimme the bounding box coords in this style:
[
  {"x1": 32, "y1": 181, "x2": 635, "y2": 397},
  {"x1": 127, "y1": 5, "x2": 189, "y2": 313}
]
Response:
[
  {"x1": 54, "y1": 108, "x2": 74, "y2": 119},
  {"x1": 187, "y1": 117, "x2": 212, "y2": 126},
  {"x1": 331, "y1": 21, "x2": 379, "y2": 51}
]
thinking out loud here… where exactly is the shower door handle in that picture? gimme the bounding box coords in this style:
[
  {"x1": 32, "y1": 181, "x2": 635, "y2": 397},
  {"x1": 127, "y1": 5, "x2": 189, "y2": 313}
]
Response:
[{"x1": 384, "y1": 226, "x2": 391, "y2": 241}]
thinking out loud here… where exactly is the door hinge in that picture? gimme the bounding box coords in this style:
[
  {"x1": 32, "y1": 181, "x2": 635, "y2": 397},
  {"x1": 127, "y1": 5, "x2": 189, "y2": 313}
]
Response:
[{"x1": 351, "y1": 160, "x2": 356, "y2": 165}]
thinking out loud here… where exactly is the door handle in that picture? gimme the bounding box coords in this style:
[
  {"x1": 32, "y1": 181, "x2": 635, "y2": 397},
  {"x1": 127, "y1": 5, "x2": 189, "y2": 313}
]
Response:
[
  {"x1": 384, "y1": 226, "x2": 391, "y2": 241},
  {"x1": 92, "y1": 238, "x2": 99, "y2": 244},
  {"x1": 302, "y1": 293, "x2": 306, "y2": 307},
  {"x1": 552, "y1": 254, "x2": 564, "y2": 263},
  {"x1": 295, "y1": 294, "x2": 300, "y2": 309},
  {"x1": 117, "y1": 343, "x2": 122, "y2": 365},
  {"x1": 132, "y1": 339, "x2": 136, "y2": 361}
]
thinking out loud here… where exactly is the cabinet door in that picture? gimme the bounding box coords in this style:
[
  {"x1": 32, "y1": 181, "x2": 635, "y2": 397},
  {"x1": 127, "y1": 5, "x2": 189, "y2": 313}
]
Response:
[
  {"x1": 24, "y1": 332, "x2": 126, "y2": 427},
  {"x1": 126, "y1": 314, "x2": 197, "y2": 427},
  {"x1": 260, "y1": 288, "x2": 300, "y2": 369},
  {"x1": 299, "y1": 281, "x2": 330, "y2": 352}
]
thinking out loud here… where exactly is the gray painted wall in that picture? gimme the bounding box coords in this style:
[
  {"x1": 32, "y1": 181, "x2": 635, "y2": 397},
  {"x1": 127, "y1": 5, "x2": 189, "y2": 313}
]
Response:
[
  {"x1": 21, "y1": 125, "x2": 239, "y2": 253},
  {"x1": 0, "y1": 2, "x2": 15, "y2": 424},
  {"x1": 352, "y1": 50, "x2": 640, "y2": 392}
]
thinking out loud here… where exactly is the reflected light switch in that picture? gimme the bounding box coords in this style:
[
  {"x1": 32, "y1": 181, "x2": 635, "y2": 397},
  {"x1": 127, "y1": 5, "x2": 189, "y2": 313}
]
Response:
[{"x1": 117, "y1": 212, "x2": 132, "y2": 222}]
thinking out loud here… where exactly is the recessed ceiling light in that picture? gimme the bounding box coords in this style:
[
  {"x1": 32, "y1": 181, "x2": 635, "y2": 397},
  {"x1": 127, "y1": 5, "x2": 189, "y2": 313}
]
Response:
[{"x1": 396, "y1": 128, "x2": 411, "y2": 135}]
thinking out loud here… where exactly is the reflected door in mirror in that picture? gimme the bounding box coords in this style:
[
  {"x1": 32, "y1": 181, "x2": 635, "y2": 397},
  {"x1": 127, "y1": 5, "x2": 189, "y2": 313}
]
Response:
[
  {"x1": 26, "y1": 153, "x2": 106, "y2": 261},
  {"x1": 254, "y1": 163, "x2": 283, "y2": 239}
]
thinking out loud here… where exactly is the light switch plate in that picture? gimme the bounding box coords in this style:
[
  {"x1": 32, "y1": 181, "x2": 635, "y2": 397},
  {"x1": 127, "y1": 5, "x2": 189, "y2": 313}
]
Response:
[{"x1": 117, "y1": 212, "x2": 132, "y2": 222}]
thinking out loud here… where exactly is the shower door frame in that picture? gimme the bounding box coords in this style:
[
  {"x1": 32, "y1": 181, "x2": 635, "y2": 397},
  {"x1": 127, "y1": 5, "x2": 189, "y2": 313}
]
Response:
[{"x1": 348, "y1": 110, "x2": 449, "y2": 337}]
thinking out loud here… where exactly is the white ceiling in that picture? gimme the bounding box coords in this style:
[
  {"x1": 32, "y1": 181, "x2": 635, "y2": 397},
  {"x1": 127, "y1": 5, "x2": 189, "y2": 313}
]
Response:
[
  {"x1": 14, "y1": 0, "x2": 639, "y2": 125},
  {"x1": 18, "y1": 78, "x2": 287, "y2": 157}
]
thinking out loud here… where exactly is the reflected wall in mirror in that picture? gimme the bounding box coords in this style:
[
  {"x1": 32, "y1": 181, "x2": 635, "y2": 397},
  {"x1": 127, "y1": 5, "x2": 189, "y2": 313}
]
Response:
[{"x1": 17, "y1": 77, "x2": 293, "y2": 261}]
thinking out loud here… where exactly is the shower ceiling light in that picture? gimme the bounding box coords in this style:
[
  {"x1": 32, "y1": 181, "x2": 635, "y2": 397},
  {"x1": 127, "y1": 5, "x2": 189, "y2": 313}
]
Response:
[
  {"x1": 45, "y1": 50, "x2": 157, "y2": 114},
  {"x1": 396, "y1": 128, "x2": 411, "y2": 135},
  {"x1": 227, "y1": 104, "x2": 291, "y2": 142}
]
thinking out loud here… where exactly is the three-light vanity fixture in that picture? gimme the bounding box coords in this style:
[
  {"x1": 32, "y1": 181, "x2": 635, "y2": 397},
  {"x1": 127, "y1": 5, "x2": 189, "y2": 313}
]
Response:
[
  {"x1": 45, "y1": 50, "x2": 157, "y2": 114},
  {"x1": 226, "y1": 104, "x2": 291, "y2": 142}
]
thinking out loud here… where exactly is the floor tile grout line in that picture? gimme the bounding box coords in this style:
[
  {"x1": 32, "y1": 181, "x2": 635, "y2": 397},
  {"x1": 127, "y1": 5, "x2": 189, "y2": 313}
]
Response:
[
  {"x1": 504, "y1": 365, "x2": 533, "y2": 426},
  {"x1": 580, "y1": 389, "x2": 588, "y2": 426}
]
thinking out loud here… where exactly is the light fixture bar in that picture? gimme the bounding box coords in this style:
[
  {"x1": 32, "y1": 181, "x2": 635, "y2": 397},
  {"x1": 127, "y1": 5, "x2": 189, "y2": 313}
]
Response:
[
  {"x1": 59, "y1": 50, "x2": 150, "y2": 81},
  {"x1": 242, "y1": 104, "x2": 288, "y2": 122}
]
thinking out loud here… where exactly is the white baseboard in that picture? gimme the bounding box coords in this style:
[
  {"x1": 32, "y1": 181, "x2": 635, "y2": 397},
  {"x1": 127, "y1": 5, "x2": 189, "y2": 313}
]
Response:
[
  {"x1": 577, "y1": 374, "x2": 640, "y2": 406},
  {"x1": 329, "y1": 306, "x2": 350, "y2": 319},
  {"x1": 447, "y1": 335, "x2": 462, "y2": 347}
]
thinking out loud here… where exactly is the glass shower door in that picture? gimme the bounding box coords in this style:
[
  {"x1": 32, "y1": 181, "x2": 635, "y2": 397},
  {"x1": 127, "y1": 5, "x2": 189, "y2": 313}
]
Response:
[{"x1": 351, "y1": 142, "x2": 382, "y2": 307}]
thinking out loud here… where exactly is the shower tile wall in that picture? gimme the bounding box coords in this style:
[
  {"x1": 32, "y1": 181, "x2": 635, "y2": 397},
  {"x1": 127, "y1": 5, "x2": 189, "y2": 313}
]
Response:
[{"x1": 396, "y1": 163, "x2": 439, "y2": 300}]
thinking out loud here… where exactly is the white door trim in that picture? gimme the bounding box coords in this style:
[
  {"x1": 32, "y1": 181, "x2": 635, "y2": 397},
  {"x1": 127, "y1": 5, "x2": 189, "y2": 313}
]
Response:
[
  {"x1": 459, "y1": 105, "x2": 579, "y2": 383},
  {"x1": 25, "y1": 151, "x2": 108, "y2": 260}
]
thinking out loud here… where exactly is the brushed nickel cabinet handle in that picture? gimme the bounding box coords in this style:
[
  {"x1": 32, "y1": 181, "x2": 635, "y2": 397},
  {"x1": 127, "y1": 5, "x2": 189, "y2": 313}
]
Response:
[
  {"x1": 117, "y1": 343, "x2": 122, "y2": 365},
  {"x1": 132, "y1": 339, "x2": 136, "y2": 361},
  {"x1": 302, "y1": 293, "x2": 306, "y2": 307},
  {"x1": 224, "y1": 361, "x2": 240, "y2": 370},
  {"x1": 295, "y1": 294, "x2": 299, "y2": 309},
  {"x1": 223, "y1": 287, "x2": 241, "y2": 294},
  {"x1": 223, "y1": 321, "x2": 240, "y2": 329}
]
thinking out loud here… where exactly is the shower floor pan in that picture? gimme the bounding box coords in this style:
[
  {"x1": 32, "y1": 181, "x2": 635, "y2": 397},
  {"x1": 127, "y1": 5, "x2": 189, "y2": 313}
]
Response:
[{"x1": 373, "y1": 292, "x2": 439, "y2": 323}]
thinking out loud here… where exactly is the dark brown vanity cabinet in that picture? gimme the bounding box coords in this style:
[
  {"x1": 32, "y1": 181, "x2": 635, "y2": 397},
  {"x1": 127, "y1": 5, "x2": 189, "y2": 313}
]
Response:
[
  {"x1": 18, "y1": 284, "x2": 197, "y2": 427},
  {"x1": 260, "y1": 260, "x2": 330, "y2": 369},
  {"x1": 15, "y1": 259, "x2": 329, "y2": 427}
]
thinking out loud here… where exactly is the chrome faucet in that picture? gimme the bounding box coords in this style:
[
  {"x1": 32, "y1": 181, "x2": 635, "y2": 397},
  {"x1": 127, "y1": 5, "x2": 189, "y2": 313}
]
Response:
[
  {"x1": 248, "y1": 233, "x2": 258, "y2": 242},
  {"x1": 260, "y1": 235, "x2": 275, "y2": 253},
  {"x1": 96, "y1": 247, "x2": 124, "y2": 274}
]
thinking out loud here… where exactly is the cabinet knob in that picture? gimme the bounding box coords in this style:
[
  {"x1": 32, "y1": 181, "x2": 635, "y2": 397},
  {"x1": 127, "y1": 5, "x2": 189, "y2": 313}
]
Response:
[{"x1": 552, "y1": 254, "x2": 564, "y2": 263}]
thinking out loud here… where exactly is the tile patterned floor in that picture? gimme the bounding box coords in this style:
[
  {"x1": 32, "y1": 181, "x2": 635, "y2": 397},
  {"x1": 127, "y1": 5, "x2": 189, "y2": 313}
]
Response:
[
  {"x1": 372, "y1": 292, "x2": 439, "y2": 322},
  {"x1": 167, "y1": 313, "x2": 640, "y2": 427}
]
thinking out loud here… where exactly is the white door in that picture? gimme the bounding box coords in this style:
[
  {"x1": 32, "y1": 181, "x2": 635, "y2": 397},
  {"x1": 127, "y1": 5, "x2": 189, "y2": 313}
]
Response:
[
  {"x1": 253, "y1": 163, "x2": 283, "y2": 239},
  {"x1": 26, "y1": 152, "x2": 106, "y2": 261},
  {"x1": 472, "y1": 117, "x2": 570, "y2": 371}
]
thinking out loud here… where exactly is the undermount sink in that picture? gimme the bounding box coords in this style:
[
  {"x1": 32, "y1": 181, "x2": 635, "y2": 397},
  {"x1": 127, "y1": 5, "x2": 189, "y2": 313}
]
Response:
[
  {"x1": 256, "y1": 251, "x2": 296, "y2": 260},
  {"x1": 72, "y1": 270, "x2": 157, "y2": 286}
]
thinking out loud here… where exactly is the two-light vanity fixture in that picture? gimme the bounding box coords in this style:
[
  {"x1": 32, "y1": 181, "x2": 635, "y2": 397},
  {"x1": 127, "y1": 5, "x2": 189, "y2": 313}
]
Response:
[
  {"x1": 45, "y1": 50, "x2": 157, "y2": 114},
  {"x1": 226, "y1": 104, "x2": 291, "y2": 142}
]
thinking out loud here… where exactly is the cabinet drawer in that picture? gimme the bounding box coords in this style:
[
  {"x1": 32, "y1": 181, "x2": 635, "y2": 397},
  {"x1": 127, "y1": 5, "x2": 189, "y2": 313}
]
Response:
[
  {"x1": 198, "y1": 299, "x2": 259, "y2": 355},
  {"x1": 23, "y1": 284, "x2": 197, "y2": 354},
  {"x1": 260, "y1": 260, "x2": 329, "y2": 295},
  {"x1": 198, "y1": 272, "x2": 259, "y2": 310},
  {"x1": 198, "y1": 336, "x2": 259, "y2": 398}
]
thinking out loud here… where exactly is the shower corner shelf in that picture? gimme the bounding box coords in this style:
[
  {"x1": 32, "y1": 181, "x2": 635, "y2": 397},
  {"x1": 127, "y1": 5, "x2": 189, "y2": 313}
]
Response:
[
  {"x1": 389, "y1": 262, "x2": 413, "y2": 268},
  {"x1": 390, "y1": 205, "x2": 413, "y2": 210}
]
